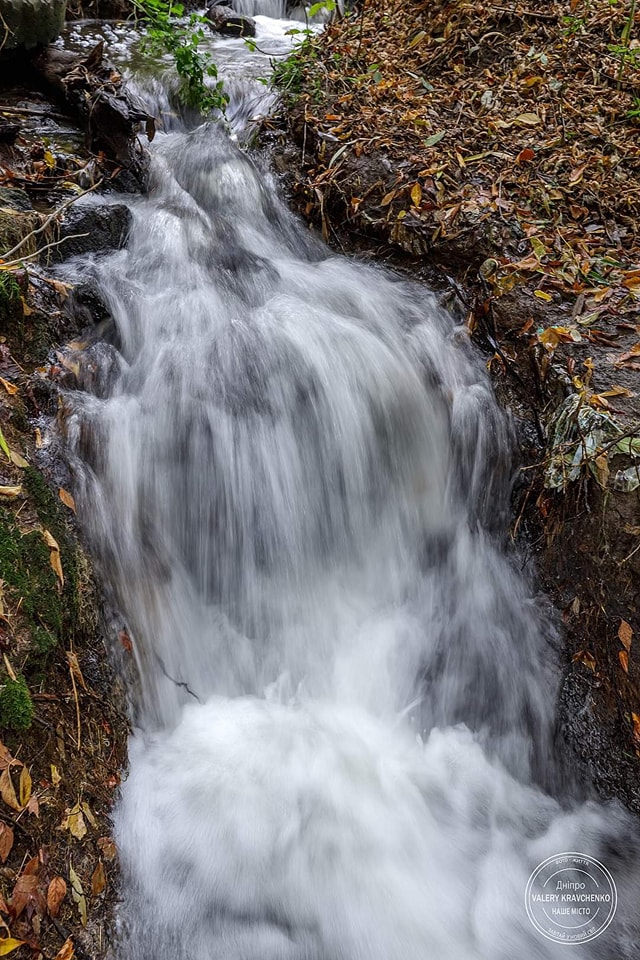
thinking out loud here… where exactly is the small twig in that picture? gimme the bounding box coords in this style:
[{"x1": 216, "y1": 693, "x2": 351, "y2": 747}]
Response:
[
  {"x1": 0, "y1": 233, "x2": 90, "y2": 270},
  {"x1": 0, "y1": 104, "x2": 74, "y2": 122},
  {"x1": 0, "y1": 180, "x2": 103, "y2": 262}
]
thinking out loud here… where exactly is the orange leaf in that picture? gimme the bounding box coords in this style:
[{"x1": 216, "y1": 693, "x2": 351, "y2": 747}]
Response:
[
  {"x1": 47, "y1": 877, "x2": 67, "y2": 918},
  {"x1": 58, "y1": 488, "x2": 76, "y2": 513},
  {"x1": 619, "y1": 650, "x2": 629, "y2": 674},
  {"x1": 91, "y1": 861, "x2": 106, "y2": 897},
  {"x1": 517, "y1": 148, "x2": 535, "y2": 164},
  {"x1": 572, "y1": 649, "x2": 596, "y2": 672},
  {"x1": 54, "y1": 937, "x2": 74, "y2": 960},
  {"x1": 0, "y1": 379, "x2": 17, "y2": 397},
  {"x1": 619, "y1": 619, "x2": 633, "y2": 652}
]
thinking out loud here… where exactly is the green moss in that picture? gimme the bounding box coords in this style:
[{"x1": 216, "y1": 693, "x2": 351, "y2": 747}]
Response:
[
  {"x1": 0, "y1": 675, "x2": 34, "y2": 731},
  {"x1": 0, "y1": 271, "x2": 21, "y2": 327},
  {"x1": 0, "y1": 509, "x2": 62, "y2": 636}
]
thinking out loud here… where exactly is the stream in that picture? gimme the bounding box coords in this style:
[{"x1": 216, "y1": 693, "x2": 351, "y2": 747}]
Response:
[{"x1": 58, "y1": 8, "x2": 640, "y2": 959}]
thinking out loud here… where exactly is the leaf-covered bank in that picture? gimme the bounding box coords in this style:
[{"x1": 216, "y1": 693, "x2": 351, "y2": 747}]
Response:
[{"x1": 265, "y1": 0, "x2": 640, "y2": 812}]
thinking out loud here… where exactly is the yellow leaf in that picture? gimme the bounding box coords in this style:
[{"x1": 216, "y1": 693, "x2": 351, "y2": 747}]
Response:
[
  {"x1": 410, "y1": 183, "x2": 422, "y2": 207},
  {"x1": 44, "y1": 149, "x2": 56, "y2": 169},
  {"x1": 20, "y1": 298, "x2": 32, "y2": 317},
  {"x1": 67, "y1": 807, "x2": 87, "y2": 840},
  {"x1": 59, "y1": 488, "x2": 76, "y2": 513},
  {"x1": 408, "y1": 29, "x2": 426, "y2": 48},
  {"x1": 51, "y1": 764, "x2": 61, "y2": 788},
  {"x1": 9, "y1": 450, "x2": 27, "y2": 469},
  {"x1": 0, "y1": 487, "x2": 22, "y2": 499},
  {"x1": 0, "y1": 938, "x2": 25, "y2": 955},
  {"x1": 619, "y1": 619, "x2": 633, "y2": 652},
  {"x1": 0, "y1": 770, "x2": 20, "y2": 812},
  {"x1": 18, "y1": 766, "x2": 31, "y2": 809},
  {"x1": 42, "y1": 530, "x2": 64, "y2": 589},
  {"x1": 533, "y1": 289, "x2": 552, "y2": 302},
  {"x1": 35, "y1": 428, "x2": 43, "y2": 449},
  {"x1": 0, "y1": 378, "x2": 17, "y2": 397}
]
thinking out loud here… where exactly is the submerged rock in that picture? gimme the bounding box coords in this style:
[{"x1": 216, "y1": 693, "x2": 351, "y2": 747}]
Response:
[{"x1": 206, "y1": 4, "x2": 257, "y2": 37}]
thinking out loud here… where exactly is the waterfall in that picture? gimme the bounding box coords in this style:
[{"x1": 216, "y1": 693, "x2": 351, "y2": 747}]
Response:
[{"x1": 58, "y1": 21, "x2": 640, "y2": 960}]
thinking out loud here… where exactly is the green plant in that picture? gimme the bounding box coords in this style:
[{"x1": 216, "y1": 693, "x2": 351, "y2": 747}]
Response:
[
  {"x1": 133, "y1": 0, "x2": 228, "y2": 114},
  {"x1": 0, "y1": 675, "x2": 34, "y2": 731}
]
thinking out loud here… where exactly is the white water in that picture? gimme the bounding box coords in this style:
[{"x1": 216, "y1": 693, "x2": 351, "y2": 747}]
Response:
[{"x1": 60, "y1": 14, "x2": 640, "y2": 960}]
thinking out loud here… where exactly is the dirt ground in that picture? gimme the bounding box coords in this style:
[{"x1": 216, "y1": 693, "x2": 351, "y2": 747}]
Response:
[{"x1": 264, "y1": 0, "x2": 640, "y2": 812}]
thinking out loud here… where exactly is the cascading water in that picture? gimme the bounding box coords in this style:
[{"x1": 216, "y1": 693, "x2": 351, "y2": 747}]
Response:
[{"x1": 58, "y1": 12, "x2": 640, "y2": 960}]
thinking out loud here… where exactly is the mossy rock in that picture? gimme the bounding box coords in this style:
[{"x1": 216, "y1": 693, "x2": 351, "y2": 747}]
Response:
[
  {"x1": 0, "y1": 0, "x2": 67, "y2": 53},
  {"x1": 0, "y1": 675, "x2": 34, "y2": 731}
]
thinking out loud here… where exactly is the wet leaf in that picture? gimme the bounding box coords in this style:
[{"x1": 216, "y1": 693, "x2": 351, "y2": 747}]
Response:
[
  {"x1": 91, "y1": 861, "x2": 106, "y2": 896},
  {"x1": 0, "y1": 824, "x2": 13, "y2": 863},
  {"x1": 619, "y1": 650, "x2": 629, "y2": 673},
  {"x1": 619, "y1": 620, "x2": 633, "y2": 652},
  {"x1": 18, "y1": 767, "x2": 31, "y2": 809},
  {"x1": 47, "y1": 877, "x2": 67, "y2": 918},
  {"x1": 58, "y1": 488, "x2": 76, "y2": 512},
  {"x1": 0, "y1": 770, "x2": 20, "y2": 813}
]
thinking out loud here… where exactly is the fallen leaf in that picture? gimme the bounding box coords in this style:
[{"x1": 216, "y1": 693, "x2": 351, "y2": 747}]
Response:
[
  {"x1": 0, "y1": 939, "x2": 24, "y2": 956},
  {"x1": 81, "y1": 801, "x2": 97, "y2": 830},
  {"x1": 0, "y1": 487, "x2": 21, "y2": 500},
  {"x1": 91, "y1": 861, "x2": 106, "y2": 896},
  {"x1": 0, "y1": 429, "x2": 9, "y2": 462},
  {"x1": 97, "y1": 837, "x2": 116, "y2": 861},
  {"x1": 619, "y1": 620, "x2": 633, "y2": 652},
  {"x1": 9, "y1": 451, "x2": 27, "y2": 469},
  {"x1": 410, "y1": 182, "x2": 422, "y2": 207},
  {"x1": 0, "y1": 824, "x2": 13, "y2": 863},
  {"x1": 61, "y1": 805, "x2": 87, "y2": 841},
  {"x1": 572, "y1": 649, "x2": 596, "y2": 672},
  {"x1": 380, "y1": 189, "x2": 396, "y2": 206},
  {"x1": 0, "y1": 770, "x2": 20, "y2": 813},
  {"x1": 423, "y1": 131, "x2": 445, "y2": 147},
  {"x1": 619, "y1": 650, "x2": 629, "y2": 673},
  {"x1": 514, "y1": 112, "x2": 541, "y2": 126},
  {"x1": 58, "y1": 489, "x2": 76, "y2": 512},
  {"x1": 18, "y1": 767, "x2": 31, "y2": 809},
  {"x1": 50, "y1": 765, "x2": 61, "y2": 789},
  {"x1": 632, "y1": 713, "x2": 640, "y2": 745},
  {"x1": 10, "y1": 871, "x2": 44, "y2": 920},
  {"x1": 0, "y1": 379, "x2": 17, "y2": 396},
  {"x1": 0, "y1": 744, "x2": 15, "y2": 772},
  {"x1": 42, "y1": 530, "x2": 64, "y2": 590},
  {"x1": 67, "y1": 652, "x2": 86, "y2": 692},
  {"x1": 533, "y1": 289, "x2": 553, "y2": 302},
  {"x1": 69, "y1": 866, "x2": 87, "y2": 927},
  {"x1": 47, "y1": 877, "x2": 67, "y2": 918},
  {"x1": 26, "y1": 795, "x2": 39, "y2": 818},
  {"x1": 54, "y1": 938, "x2": 74, "y2": 960},
  {"x1": 517, "y1": 147, "x2": 535, "y2": 163}
]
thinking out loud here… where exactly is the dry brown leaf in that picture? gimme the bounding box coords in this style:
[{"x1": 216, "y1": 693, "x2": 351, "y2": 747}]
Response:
[
  {"x1": 47, "y1": 877, "x2": 67, "y2": 918},
  {"x1": 0, "y1": 744, "x2": 15, "y2": 773},
  {"x1": 0, "y1": 824, "x2": 13, "y2": 864},
  {"x1": 97, "y1": 836, "x2": 117, "y2": 861},
  {"x1": 0, "y1": 379, "x2": 17, "y2": 397},
  {"x1": 54, "y1": 938, "x2": 74, "y2": 960},
  {"x1": 0, "y1": 770, "x2": 20, "y2": 813},
  {"x1": 58, "y1": 488, "x2": 76, "y2": 512},
  {"x1": 10, "y1": 872, "x2": 43, "y2": 920},
  {"x1": 67, "y1": 652, "x2": 87, "y2": 691},
  {"x1": 619, "y1": 620, "x2": 633, "y2": 652},
  {"x1": 91, "y1": 861, "x2": 106, "y2": 897},
  {"x1": 61, "y1": 804, "x2": 87, "y2": 840},
  {"x1": 26, "y1": 794, "x2": 39, "y2": 818},
  {"x1": 619, "y1": 650, "x2": 629, "y2": 674},
  {"x1": 572, "y1": 649, "x2": 596, "y2": 672}
]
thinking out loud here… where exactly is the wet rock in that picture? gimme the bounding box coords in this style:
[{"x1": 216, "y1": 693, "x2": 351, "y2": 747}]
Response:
[
  {"x1": 50, "y1": 202, "x2": 132, "y2": 262},
  {"x1": 206, "y1": 4, "x2": 257, "y2": 37},
  {"x1": 0, "y1": 186, "x2": 34, "y2": 213},
  {"x1": 0, "y1": 0, "x2": 67, "y2": 54}
]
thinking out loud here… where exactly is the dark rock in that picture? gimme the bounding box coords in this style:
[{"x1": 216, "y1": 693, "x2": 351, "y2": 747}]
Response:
[
  {"x1": 0, "y1": 187, "x2": 34, "y2": 212},
  {"x1": 50, "y1": 202, "x2": 132, "y2": 262},
  {"x1": 0, "y1": 0, "x2": 67, "y2": 54},
  {"x1": 206, "y1": 5, "x2": 256, "y2": 37}
]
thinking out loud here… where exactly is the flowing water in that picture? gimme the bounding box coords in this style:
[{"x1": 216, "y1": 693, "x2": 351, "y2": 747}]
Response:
[{"x1": 58, "y1": 11, "x2": 640, "y2": 960}]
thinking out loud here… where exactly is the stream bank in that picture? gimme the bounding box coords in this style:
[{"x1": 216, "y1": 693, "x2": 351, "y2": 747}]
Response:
[
  {"x1": 263, "y1": 0, "x2": 640, "y2": 814},
  {"x1": 0, "y1": 25, "x2": 150, "y2": 958}
]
